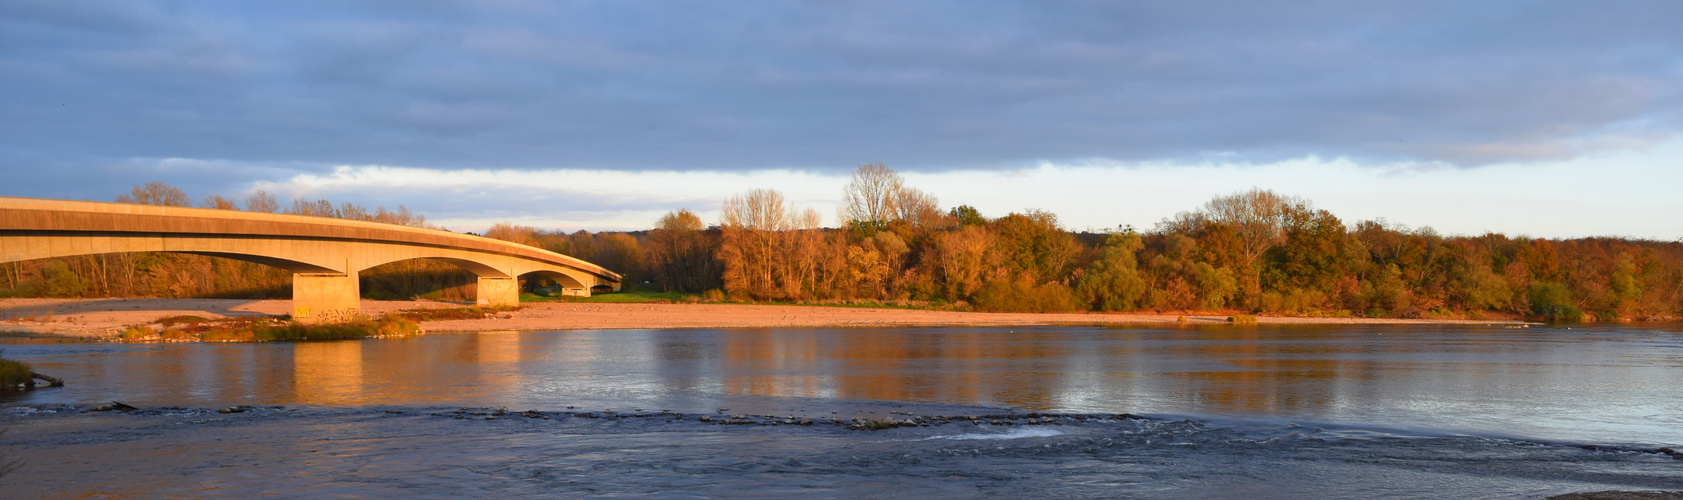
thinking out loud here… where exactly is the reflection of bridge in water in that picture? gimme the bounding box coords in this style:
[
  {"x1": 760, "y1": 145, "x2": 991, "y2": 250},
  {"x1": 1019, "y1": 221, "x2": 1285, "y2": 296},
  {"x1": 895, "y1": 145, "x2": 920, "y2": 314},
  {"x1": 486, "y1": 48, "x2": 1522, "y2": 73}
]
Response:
[{"x1": 0, "y1": 196, "x2": 620, "y2": 323}]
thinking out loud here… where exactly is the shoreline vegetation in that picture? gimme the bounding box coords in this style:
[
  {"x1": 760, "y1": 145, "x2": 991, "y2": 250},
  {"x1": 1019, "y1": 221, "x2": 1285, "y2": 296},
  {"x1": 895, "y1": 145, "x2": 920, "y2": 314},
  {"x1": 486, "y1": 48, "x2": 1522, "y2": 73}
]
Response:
[
  {"x1": 101, "y1": 305, "x2": 523, "y2": 343},
  {"x1": 1, "y1": 172, "x2": 1680, "y2": 327}
]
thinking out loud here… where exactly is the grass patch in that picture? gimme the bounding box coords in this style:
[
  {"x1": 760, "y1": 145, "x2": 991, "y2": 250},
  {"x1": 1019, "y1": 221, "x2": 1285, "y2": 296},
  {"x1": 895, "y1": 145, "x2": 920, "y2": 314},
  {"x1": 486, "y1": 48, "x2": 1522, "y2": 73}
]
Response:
[
  {"x1": 395, "y1": 305, "x2": 521, "y2": 321},
  {"x1": 124, "y1": 316, "x2": 424, "y2": 343},
  {"x1": 523, "y1": 290, "x2": 696, "y2": 304},
  {"x1": 154, "y1": 315, "x2": 210, "y2": 327},
  {"x1": 0, "y1": 355, "x2": 31, "y2": 389},
  {"x1": 241, "y1": 317, "x2": 421, "y2": 341},
  {"x1": 1227, "y1": 315, "x2": 1259, "y2": 325}
]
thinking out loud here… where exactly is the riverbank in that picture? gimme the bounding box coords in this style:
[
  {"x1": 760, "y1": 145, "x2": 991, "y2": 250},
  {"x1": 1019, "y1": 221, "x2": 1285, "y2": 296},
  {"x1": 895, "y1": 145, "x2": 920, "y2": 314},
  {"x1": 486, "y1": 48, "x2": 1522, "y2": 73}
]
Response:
[{"x1": 0, "y1": 298, "x2": 1534, "y2": 339}]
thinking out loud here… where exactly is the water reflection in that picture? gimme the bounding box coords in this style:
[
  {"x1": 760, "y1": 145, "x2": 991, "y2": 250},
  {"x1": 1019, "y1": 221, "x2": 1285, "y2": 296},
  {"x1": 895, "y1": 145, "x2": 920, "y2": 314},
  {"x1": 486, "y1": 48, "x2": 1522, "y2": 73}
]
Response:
[
  {"x1": 294, "y1": 341, "x2": 363, "y2": 405},
  {"x1": 5, "y1": 323, "x2": 1682, "y2": 442}
]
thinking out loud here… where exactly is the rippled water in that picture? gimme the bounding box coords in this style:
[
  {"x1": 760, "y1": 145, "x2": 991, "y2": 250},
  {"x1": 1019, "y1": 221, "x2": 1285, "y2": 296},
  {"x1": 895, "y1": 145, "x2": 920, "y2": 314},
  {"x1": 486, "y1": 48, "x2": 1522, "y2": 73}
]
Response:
[{"x1": 3, "y1": 323, "x2": 1681, "y2": 498}]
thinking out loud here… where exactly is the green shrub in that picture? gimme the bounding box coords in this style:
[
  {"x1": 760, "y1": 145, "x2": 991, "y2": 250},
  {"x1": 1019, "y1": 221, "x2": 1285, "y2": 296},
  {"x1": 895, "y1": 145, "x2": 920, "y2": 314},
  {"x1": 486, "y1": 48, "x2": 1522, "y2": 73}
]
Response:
[
  {"x1": 1227, "y1": 315, "x2": 1259, "y2": 325},
  {"x1": 201, "y1": 328, "x2": 257, "y2": 342},
  {"x1": 251, "y1": 317, "x2": 421, "y2": 341},
  {"x1": 1527, "y1": 283, "x2": 1583, "y2": 321},
  {"x1": 0, "y1": 356, "x2": 31, "y2": 388}
]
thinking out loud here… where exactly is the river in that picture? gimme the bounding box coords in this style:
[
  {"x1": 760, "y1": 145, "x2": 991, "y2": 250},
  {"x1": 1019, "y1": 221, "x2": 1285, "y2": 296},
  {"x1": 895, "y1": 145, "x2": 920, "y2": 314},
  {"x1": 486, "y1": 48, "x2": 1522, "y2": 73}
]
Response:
[{"x1": 2, "y1": 323, "x2": 1680, "y2": 498}]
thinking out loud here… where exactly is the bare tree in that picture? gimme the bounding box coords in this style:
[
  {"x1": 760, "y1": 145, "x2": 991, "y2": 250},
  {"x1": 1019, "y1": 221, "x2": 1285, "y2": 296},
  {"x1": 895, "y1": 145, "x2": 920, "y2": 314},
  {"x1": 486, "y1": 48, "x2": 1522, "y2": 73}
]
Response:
[
  {"x1": 1158, "y1": 188, "x2": 1306, "y2": 269},
  {"x1": 722, "y1": 188, "x2": 795, "y2": 231},
  {"x1": 719, "y1": 189, "x2": 805, "y2": 299},
  {"x1": 1202, "y1": 188, "x2": 1307, "y2": 269},
  {"x1": 245, "y1": 190, "x2": 280, "y2": 213},
  {"x1": 289, "y1": 198, "x2": 337, "y2": 218},
  {"x1": 201, "y1": 195, "x2": 239, "y2": 210},
  {"x1": 116, "y1": 181, "x2": 190, "y2": 207},
  {"x1": 839, "y1": 163, "x2": 904, "y2": 226},
  {"x1": 892, "y1": 186, "x2": 941, "y2": 229}
]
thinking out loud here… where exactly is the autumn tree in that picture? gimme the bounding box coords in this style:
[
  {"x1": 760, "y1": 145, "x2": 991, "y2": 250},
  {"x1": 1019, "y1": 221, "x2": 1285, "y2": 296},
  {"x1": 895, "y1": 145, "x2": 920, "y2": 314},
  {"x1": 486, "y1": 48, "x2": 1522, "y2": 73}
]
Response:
[
  {"x1": 117, "y1": 181, "x2": 190, "y2": 207},
  {"x1": 839, "y1": 163, "x2": 941, "y2": 232},
  {"x1": 719, "y1": 188, "x2": 806, "y2": 299},
  {"x1": 1161, "y1": 188, "x2": 1308, "y2": 307},
  {"x1": 989, "y1": 209, "x2": 1079, "y2": 284},
  {"x1": 647, "y1": 209, "x2": 721, "y2": 292},
  {"x1": 840, "y1": 163, "x2": 903, "y2": 227},
  {"x1": 201, "y1": 195, "x2": 239, "y2": 210},
  {"x1": 485, "y1": 223, "x2": 542, "y2": 247},
  {"x1": 245, "y1": 190, "x2": 280, "y2": 213}
]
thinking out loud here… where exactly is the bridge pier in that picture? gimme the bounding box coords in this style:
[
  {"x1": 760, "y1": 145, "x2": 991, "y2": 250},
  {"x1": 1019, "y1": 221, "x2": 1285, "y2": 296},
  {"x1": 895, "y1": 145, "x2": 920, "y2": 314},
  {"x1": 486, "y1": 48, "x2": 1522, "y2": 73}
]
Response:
[
  {"x1": 293, "y1": 272, "x2": 361, "y2": 324},
  {"x1": 477, "y1": 276, "x2": 520, "y2": 308}
]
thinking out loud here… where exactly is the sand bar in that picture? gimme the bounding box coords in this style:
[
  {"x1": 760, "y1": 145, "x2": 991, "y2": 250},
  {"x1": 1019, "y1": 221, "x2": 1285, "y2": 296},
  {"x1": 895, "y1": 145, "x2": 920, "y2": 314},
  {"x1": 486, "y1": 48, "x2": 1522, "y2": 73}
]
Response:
[{"x1": 0, "y1": 298, "x2": 1533, "y2": 339}]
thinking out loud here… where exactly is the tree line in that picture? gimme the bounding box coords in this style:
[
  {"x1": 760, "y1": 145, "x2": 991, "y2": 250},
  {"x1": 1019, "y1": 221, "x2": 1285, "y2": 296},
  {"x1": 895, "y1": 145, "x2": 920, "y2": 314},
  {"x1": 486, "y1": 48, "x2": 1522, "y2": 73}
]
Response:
[{"x1": 4, "y1": 173, "x2": 1681, "y2": 321}]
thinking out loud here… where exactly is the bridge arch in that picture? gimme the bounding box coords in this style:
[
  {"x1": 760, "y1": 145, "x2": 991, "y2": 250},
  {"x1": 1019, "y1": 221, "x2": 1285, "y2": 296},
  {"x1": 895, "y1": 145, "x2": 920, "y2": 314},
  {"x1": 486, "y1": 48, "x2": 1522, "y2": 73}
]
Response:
[{"x1": 519, "y1": 269, "x2": 592, "y2": 297}]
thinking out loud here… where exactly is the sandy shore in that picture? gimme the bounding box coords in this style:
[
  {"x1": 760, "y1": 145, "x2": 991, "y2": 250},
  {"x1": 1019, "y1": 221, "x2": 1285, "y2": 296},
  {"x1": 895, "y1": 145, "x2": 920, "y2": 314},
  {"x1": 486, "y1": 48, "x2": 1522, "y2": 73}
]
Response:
[{"x1": 0, "y1": 298, "x2": 1531, "y2": 339}]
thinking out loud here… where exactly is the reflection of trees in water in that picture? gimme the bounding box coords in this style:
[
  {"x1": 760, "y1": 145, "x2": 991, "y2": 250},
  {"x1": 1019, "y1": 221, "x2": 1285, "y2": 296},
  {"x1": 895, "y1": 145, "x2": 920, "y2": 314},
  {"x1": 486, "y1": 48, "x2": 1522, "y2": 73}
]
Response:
[
  {"x1": 723, "y1": 330, "x2": 821, "y2": 398},
  {"x1": 716, "y1": 329, "x2": 1078, "y2": 409},
  {"x1": 292, "y1": 342, "x2": 364, "y2": 406}
]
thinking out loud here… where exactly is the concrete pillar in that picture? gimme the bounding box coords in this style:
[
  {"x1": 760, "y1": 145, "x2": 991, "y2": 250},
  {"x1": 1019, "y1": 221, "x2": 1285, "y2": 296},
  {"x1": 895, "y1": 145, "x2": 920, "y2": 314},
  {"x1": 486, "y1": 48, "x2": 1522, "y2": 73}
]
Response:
[
  {"x1": 476, "y1": 276, "x2": 519, "y2": 308},
  {"x1": 293, "y1": 272, "x2": 361, "y2": 324}
]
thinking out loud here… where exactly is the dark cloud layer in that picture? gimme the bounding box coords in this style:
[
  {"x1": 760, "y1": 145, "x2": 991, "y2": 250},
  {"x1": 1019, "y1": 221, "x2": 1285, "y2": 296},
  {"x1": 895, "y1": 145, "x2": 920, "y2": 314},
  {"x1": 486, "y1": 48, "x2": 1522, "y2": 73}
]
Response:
[{"x1": 3, "y1": 0, "x2": 1681, "y2": 199}]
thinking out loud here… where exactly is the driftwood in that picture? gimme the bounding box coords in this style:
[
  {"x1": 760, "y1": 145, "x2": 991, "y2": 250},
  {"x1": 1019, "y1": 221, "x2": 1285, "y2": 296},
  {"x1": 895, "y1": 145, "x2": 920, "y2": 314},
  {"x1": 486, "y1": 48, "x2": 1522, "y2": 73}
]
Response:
[{"x1": 29, "y1": 372, "x2": 63, "y2": 387}]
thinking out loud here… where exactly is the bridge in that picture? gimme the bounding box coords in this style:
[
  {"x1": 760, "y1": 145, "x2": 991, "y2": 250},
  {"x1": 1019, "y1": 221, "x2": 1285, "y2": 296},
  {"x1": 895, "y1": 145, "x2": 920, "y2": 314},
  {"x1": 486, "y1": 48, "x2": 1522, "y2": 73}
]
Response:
[{"x1": 0, "y1": 196, "x2": 620, "y2": 323}]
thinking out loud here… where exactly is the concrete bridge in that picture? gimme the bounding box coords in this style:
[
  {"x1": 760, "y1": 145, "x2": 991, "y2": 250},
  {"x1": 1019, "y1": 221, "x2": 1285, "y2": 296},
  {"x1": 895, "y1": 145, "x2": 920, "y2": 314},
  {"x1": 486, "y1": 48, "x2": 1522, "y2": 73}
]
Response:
[{"x1": 0, "y1": 197, "x2": 620, "y2": 323}]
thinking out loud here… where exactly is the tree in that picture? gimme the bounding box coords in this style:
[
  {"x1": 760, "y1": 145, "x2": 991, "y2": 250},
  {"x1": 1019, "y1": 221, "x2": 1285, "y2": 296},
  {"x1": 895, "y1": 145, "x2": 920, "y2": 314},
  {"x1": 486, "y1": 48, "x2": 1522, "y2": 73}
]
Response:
[
  {"x1": 929, "y1": 225, "x2": 994, "y2": 300},
  {"x1": 485, "y1": 223, "x2": 542, "y2": 247},
  {"x1": 839, "y1": 163, "x2": 942, "y2": 232},
  {"x1": 1161, "y1": 188, "x2": 1308, "y2": 308},
  {"x1": 245, "y1": 190, "x2": 280, "y2": 213},
  {"x1": 989, "y1": 209, "x2": 1079, "y2": 284},
  {"x1": 1200, "y1": 188, "x2": 1305, "y2": 269},
  {"x1": 1264, "y1": 207, "x2": 1348, "y2": 293},
  {"x1": 656, "y1": 209, "x2": 705, "y2": 231},
  {"x1": 201, "y1": 195, "x2": 239, "y2": 210},
  {"x1": 719, "y1": 188, "x2": 802, "y2": 299},
  {"x1": 116, "y1": 181, "x2": 190, "y2": 207},
  {"x1": 1077, "y1": 232, "x2": 1147, "y2": 311},
  {"x1": 839, "y1": 163, "x2": 903, "y2": 227},
  {"x1": 892, "y1": 186, "x2": 942, "y2": 230},
  {"x1": 949, "y1": 205, "x2": 986, "y2": 227},
  {"x1": 648, "y1": 209, "x2": 721, "y2": 292}
]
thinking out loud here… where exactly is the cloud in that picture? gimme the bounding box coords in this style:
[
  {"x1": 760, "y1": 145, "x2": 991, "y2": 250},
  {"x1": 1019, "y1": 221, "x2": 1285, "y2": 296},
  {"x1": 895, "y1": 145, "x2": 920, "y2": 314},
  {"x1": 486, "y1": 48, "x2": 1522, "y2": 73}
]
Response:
[
  {"x1": 2, "y1": 0, "x2": 1681, "y2": 177},
  {"x1": 2, "y1": 1, "x2": 1682, "y2": 239},
  {"x1": 227, "y1": 137, "x2": 1683, "y2": 240}
]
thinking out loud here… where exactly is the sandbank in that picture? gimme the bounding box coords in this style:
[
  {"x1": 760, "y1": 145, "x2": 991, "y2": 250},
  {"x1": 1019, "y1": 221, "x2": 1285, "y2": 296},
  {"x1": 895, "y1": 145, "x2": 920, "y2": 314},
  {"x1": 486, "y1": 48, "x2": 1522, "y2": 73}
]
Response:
[{"x1": 0, "y1": 298, "x2": 1532, "y2": 339}]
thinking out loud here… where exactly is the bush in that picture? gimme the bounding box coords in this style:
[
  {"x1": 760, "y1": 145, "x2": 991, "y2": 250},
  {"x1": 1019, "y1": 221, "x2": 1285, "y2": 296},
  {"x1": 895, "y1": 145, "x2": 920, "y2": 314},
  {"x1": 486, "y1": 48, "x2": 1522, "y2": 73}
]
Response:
[
  {"x1": 155, "y1": 315, "x2": 209, "y2": 327},
  {"x1": 1227, "y1": 315, "x2": 1259, "y2": 325},
  {"x1": 251, "y1": 317, "x2": 421, "y2": 341},
  {"x1": 119, "y1": 326, "x2": 155, "y2": 341},
  {"x1": 972, "y1": 275, "x2": 1083, "y2": 313},
  {"x1": 200, "y1": 328, "x2": 257, "y2": 342},
  {"x1": 1527, "y1": 283, "x2": 1583, "y2": 321},
  {"x1": 0, "y1": 355, "x2": 31, "y2": 389}
]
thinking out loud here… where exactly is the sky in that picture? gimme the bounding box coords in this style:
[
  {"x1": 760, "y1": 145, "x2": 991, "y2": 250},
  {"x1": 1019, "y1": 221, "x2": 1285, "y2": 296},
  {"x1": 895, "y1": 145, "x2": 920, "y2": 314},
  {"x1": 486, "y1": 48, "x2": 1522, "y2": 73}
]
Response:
[{"x1": 2, "y1": 0, "x2": 1681, "y2": 239}]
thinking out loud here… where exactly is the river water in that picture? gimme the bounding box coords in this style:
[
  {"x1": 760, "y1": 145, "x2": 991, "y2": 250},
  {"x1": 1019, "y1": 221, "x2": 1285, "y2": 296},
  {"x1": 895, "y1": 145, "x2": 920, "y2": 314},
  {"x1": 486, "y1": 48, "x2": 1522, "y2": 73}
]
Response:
[{"x1": 2, "y1": 323, "x2": 1680, "y2": 498}]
